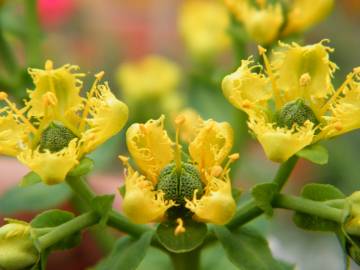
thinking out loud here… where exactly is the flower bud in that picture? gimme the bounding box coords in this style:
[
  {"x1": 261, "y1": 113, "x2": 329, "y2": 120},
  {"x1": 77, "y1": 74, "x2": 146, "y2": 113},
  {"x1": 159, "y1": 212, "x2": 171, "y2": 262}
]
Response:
[
  {"x1": 0, "y1": 221, "x2": 39, "y2": 270},
  {"x1": 157, "y1": 162, "x2": 204, "y2": 205}
]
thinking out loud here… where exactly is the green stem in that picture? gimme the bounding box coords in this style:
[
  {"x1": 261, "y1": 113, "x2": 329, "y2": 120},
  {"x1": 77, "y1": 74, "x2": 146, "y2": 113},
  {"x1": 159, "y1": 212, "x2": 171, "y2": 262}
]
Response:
[
  {"x1": 273, "y1": 194, "x2": 343, "y2": 223},
  {"x1": 170, "y1": 249, "x2": 201, "y2": 270},
  {"x1": 227, "y1": 155, "x2": 299, "y2": 229},
  {"x1": 24, "y1": 0, "x2": 42, "y2": 66},
  {"x1": 37, "y1": 211, "x2": 99, "y2": 251},
  {"x1": 65, "y1": 176, "x2": 149, "y2": 237}
]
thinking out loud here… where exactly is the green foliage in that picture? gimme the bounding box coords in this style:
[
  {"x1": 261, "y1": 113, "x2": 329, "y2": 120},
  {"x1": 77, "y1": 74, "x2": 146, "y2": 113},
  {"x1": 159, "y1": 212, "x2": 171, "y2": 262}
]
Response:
[
  {"x1": 20, "y1": 171, "x2": 42, "y2": 187},
  {"x1": 293, "y1": 183, "x2": 345, "y2": 231},
  {"x1": 296, "y1": 144, "x2": 329, "y2": 165},
  {"x1": 96, "y1": 231, "x2": 154, "y2": 270},
  {"x1": 156, "y1": 219, "x2": 207, "y2": 253},
  {"x1": 251, "y1": 183, "x2": 278, "y2": 217},
  {"x1": 90, "y1": 195, "x2": 115, "y2": 226},
  {"x1": 0, "y1": 183, "x2": 71, "y2": 215},
  {"x1": 214, "y1": 226, "x2": 290, "y2": 270},
  {"x1": 31, "y1": 209, "x2": 81, "y2": 251},
  {"x1": 68, "y1": 157, "x2": 94, "y2": 177}
]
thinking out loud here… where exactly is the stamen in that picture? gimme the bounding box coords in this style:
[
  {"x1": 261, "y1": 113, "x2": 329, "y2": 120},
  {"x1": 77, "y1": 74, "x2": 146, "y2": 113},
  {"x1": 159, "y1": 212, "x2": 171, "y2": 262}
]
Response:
[
  {"x1": 211, "y1": 165, "x2": 223, "y2": 177},
  {"x1": 320, "y1": 68, "x2": 360, "y2": 115},
  {"x1": 221, "y1": 153, "x2": 240, "y2": 178},
  {"x1": 174, "y1": 115, "x2": 185, "y2": 172},
  {"x1": 174, "y1": 218, "x2": 186, "y2": 236},
  {"x1": 118, "y1": 155, "x2": 134, "y2": 174},
  {"x1": 45, "y1": 60, "x2": 53, "y2": 71},
  {"x1": 78, "y1": 71, "x2": 105, "y2": 132},
  {"x1": 299, "y1": 73, "x2": 311, "y2": 88},
  {"x1": 0, "y1": 91, "x2": 37, "y2": 133},
  {"x1": 42, "y1": 91, "x2": 58, "y2": 107},
  {"x1": 258, "y1": 46, "x2": 282, "y2": 109}
]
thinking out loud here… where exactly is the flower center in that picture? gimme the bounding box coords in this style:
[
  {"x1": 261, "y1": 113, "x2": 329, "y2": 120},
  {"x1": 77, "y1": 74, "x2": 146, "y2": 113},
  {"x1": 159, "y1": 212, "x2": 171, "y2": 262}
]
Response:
[
  {"x1": 156, "y1": 162, "x2": 204, "y2": 205},
  {"x1": 275, "y1": 99, "x2": 319, "y2": 129},
  {"x1": 39, "y1": 122, "x2": 77, "y2": 153}
]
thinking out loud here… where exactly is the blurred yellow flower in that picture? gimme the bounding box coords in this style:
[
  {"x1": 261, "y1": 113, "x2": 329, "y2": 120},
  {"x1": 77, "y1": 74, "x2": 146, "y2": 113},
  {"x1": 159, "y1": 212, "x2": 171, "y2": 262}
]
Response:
[
  {"x1": 178, "y1": 0, "x2": 230, "y2": 58},
  {"x1": 116, "y1": 55, "x2": 183, "y2": 120},
  {"x1": 120, "y1": 115, "x2": 237, "y2": 226},
  {"x1": 222, "y1": 41, "x2": 360, "y2": 162},
  {"x1": 117, "y1": 55, "x2": 181, "y2": 102},
  {"x1": 283, "y1": 0, "x2": 334, "y2": 36},
  {"x1": 225, "y1": 0, "x2": 333, "y2": 45},
  {"x1": 0, "y1": 60, "x2": 128, "y2": 184}
]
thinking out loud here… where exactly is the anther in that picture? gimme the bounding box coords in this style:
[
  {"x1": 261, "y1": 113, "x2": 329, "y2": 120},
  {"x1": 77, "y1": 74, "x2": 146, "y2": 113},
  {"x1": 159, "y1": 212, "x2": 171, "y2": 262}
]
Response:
[
  {"x1": 45, "y1": 60, "x2": 53, "y2": 70},
  {"x1": 0, "y1": 91, "x2": 8, "y2": 100},
  {"x1": 299, "y1": 73, "x2": 311, "y2": 87},
  {"x1": 174, "y1": 218, "x2": 186, "y2": 236}
]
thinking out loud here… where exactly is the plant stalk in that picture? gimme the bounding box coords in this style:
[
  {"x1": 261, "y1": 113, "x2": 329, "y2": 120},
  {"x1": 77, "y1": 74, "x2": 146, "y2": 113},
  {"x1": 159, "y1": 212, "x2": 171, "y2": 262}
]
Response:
[
  {"x1": 65, "y1": 176, "x2": 149, "y2": 237},
  {"x1": 227, "y1": 156, "x2": 299, "y2": 229}
]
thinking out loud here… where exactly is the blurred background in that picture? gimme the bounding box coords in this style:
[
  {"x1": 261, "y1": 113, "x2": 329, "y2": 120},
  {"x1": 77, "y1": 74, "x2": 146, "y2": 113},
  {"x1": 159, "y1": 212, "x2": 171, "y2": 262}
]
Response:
[{"x1": 0, "y1": 0, "x2": 359, "y2": 269}]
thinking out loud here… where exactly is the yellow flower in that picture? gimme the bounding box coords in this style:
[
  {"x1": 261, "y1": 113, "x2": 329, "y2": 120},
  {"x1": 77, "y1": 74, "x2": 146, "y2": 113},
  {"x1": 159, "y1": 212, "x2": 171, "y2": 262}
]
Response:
[
  {"x1": 225, "y1": 0, "x2": 333, "y2": 45},
  {"x1": 283, "y1": 0, "x2": 334, "y2": 36},
  {"x1": 178, "y1": 0, "x2": 230, "y2": 58},
  {"x1": 117, "y1": 55, "x2": 181, "y2": 102},
  {"x1": 116, "y1": 55, "x2": 182, "y2": 120},
  {"x1": 0, "y1": 60, "x2": 128, "y2": 184},
  {"x1": 0, "y1": 220, "x2": 39, "y2": 270},
  {"x1": 120, "y1": 115, "x2": 237, "y2": 226},
  {"x1": 222, "y1": 41, "x2": 360, "y2": 162}
]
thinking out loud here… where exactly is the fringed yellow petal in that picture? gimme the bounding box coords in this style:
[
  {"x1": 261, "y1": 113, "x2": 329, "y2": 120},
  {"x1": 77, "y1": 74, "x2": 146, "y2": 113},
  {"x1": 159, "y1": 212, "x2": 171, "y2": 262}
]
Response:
[
  {"x1": 175, "y1": 108, "x2": 203, "y2": 143},
  {"x1": 0, "y1": 114, "x2": 28, "y2": 156},
  {"x1": 189, "y1": 120, "x2": 233, "y2": 171},
  {"x1": 322, "y1": 77, "x2": 360, "y2": 138},
  {"x1": 272, "y1": 41, "x2": 337, "y2": 109},
  {"x1": 222, "y1": 58, "x2": 271, "y2": 112},
  {"x1": 178, "y1": 0, "x2": 230, "y2": 58},
  {"x1": 242, "y1": 3, "x2": 284, "y2": 45},
  {"x1": 26, "y1": 60, "x2": 84, "y2": 121},
  {"x1": 117, "y1": 55, "x2": 181, "y2": 102},
  {"x1": 126, "y1": 116, "x2": 174, "y2": 183},
  {"x1": 283, "y1": 0, "x2": 334, "y2": 35},
  {"x1": 81, "y1": 83, "x2": 128, "y2": 154},
  {"x1": 18, "y1": 139, "x2": 79, "y2": 185},
  {"x1": 249, "y1": 117, "x2": 315, "y2": 162},
  {"x1": 185, "y1": 174, "x2": 236, "y2": 225},
  {"x1": 122, "y1": 169, "x2": 175, "y2": 224}
]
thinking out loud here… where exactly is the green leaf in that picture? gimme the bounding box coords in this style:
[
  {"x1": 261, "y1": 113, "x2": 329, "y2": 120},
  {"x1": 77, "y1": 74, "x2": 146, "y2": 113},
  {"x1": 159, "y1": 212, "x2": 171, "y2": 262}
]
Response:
[
  {"x1": 232, "y1": 187, "x2": 242, "y2": 203},
  {"x1": 296, "y1": 144, "x2": 328, "y2": 165},
  {"x1": 214, "y1": 226, "x2": 284, "y2": 270},
  {"x1": 97, "y1": 231, "x2": 154, "y2": 270},
  {"x1": 20, "y1": 171, "x2": 42, "y2": 187},
  {"x1": 0, "y1": 183, "x2": 71, "y2": 215},
  {"x1": 156, "y1": 219, "x2": 207, "y2": 253},
  {"x1": 68, "y1": 157, "x2": 94, "y2": 177},
  {"x1": 251, "y1": 183, "x2": 278, "y2": 217},
  {"x1": 293, "y1": 183, "x2": 345, "y2": 232},
  {"x1": 91, "y1": 195, "x2": 115, "y2": 226},
  {"x1": 31, "y1": 209, "x2": 81, "y2": 250},
  {"x1": 301, "y1": 183, "x2": 345, "y2": 201},
  {"x1": 119, "y1": 185, "x2": 126, "y2": 199}
]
